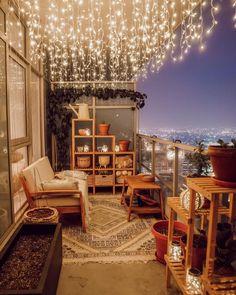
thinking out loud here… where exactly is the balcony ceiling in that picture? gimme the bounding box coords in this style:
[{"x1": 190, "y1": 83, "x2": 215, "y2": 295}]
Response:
[
  {"x1": 20, "y1": 1, "x2": 205, "y2": 82},
  {"x1": 37, "y1": 0, "x2": 184, "y2": 36}
]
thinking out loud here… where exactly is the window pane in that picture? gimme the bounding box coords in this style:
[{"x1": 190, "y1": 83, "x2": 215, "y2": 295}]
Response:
[
  {"x1": 11, "y1": 147, "x2": 28, "y2": 214},
  {"x1": 8, "y1": 12, "x2": 25, "y2": 56},
  {"x1": 0, "y1": 38, "x2": 12, "y2": 238},
  {"x1": 31, "y1": 72, "x2": 41, "y2": 161},
  {"x1": 0, "y1": 9, "x2": 5, "y2": 34},
  {"x1": 9, "y1": 57, "x2": 27, "y2": 139},
  {"x1": 31, "y1": 58, "x2": 40, "y2": 72},
  {"x1": 95, "y1": 108, "x2": 135, "y2": 150}
]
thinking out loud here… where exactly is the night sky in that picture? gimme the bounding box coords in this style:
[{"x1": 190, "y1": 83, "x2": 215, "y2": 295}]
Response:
[{"x1": 137, "y1": 2, "x2": 236, "y2": 129}]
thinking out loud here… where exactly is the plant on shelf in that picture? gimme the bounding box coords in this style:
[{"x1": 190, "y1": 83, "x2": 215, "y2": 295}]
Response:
[
  {"x1": 185, "y1": 140, "x2": 210, "y2": 177},
  {"x1": 98, "y1": 121, "x2": 110, "y2": 135},
  {"x1": 208, "y1": 138, "x2": 236, "y2": 187},
  {"x1": 215, "y1": 222, "x2": 236, "y2": 275}
]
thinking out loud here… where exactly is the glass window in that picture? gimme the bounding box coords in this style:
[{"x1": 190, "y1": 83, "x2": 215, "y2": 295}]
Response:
[
  {"x1": 8, "y1": 12, "x2": 25, "y2": 56},
  {"x1": 31, "y1": 58, "x2": 40, "y2": 72},
  {"x1": 95, "y1": 108, "x2": 135, "y2": 149},
  {"x1": 0, "y1": 9, "x2": 5, "y2": 34},
  {"x1": 0, "y1": 38, "x2": 12, "y2": 238},
  {"x1": 11, "y1": 146, "x2": 28, "y2": 214},
  {"x1": 31, "y1": 72, "x2": 41, "y2": 161},
  {"x1": 9, "y1": 57, "x2": 27, "y2": 140}
]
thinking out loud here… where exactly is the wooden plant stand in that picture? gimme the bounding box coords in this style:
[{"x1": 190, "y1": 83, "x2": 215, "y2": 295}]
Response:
[{"x1": 165, "y1": 177, "x2": 236, "y2": 294}]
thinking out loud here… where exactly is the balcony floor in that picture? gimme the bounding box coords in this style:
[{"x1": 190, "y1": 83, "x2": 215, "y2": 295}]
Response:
[
  {"x1": 56, "y1": 192, "x2": 180, "y2": 295},
  {"x1": 57, "y1": 261, "x2": 180, "y2": 295}
]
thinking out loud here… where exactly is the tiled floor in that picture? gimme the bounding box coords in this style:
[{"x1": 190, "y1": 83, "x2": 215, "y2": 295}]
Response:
[
  {"x1": 56, "y1": 261, "x2": 180, "y2": 295},
  {"x1": 57, "y1": 192, "x2": 180, "y2": 295}
]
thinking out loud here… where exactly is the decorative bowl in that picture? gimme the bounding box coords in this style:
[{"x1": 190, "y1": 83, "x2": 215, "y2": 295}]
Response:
[
  {"x1": 77, "y1": 156, "x2": 91, "y2": 168},
  {"x1": 142, "y1": 175, "x2": 155, "y2": 182},
  {"x1": 78, "y1": 129, "x2": 86, "y2": 136}
]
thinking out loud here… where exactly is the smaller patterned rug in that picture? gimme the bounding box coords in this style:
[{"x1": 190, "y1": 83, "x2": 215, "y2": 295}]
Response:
[{"x1": 62, "y1": 195, "x2": 157, "y2": 264}]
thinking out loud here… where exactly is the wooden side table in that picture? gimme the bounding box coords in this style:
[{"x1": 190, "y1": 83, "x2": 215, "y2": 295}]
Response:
[{"x1": 121, "y1": 175, "x2": 164, "y2": 221}]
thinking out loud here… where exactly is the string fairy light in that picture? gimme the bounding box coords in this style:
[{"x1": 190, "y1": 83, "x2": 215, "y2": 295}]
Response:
[
  {"x1": 9, "y1": 0, "x2": 236, "y2": 82},
  {"x1": 233, "y1": 0, "x2": 236, "y2": 28}
]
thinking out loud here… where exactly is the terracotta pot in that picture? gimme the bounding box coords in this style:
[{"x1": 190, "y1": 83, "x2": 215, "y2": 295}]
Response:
[
  {"x1": 152, "y1": 220, "x2": 187, "y2": 264},
  {"x1": 119, "y1": 140, "x2": 130, "y2": 152},
  {"x1": 98, "y1": 124, "x2": 110, "y2": 135},
  {"x1": 208, "y1": 146, "x2": 236, "y2": 187},
  {"x1": 180, "y1": 234, "x2": 207, "y2": 271}
]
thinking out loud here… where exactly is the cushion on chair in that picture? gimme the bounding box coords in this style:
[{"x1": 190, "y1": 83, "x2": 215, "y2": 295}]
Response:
[
  {"x1": 41, "y1": 179, "x2": 79, "y2": 191},
  {"x1": 22, "y1": 157, "x2": 54, "y2": 193},
  {"x1": 35, "y1": 195, "x2": 80, "y2": 207}
]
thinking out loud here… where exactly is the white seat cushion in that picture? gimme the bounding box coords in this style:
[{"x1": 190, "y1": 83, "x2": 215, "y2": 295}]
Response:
[
  {"x1": 41, "y1": 179, "x2": 79, "y2": 191},
  {"x1": 22, "y1": 157, "x2": 54, "y2": 193},
  {"x1": 35, "y1": 195, "x2": 80, "y2": 207}
]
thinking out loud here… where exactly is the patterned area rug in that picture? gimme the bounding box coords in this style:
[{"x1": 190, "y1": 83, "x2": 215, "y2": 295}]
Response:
[{"x1": 62, "y1": 195, "x2": 157, "y2": 264}]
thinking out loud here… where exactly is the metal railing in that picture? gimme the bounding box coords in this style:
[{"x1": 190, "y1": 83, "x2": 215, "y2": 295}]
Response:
[{"x1": 137, "y1": 134, "x2": 198, "y2": 198}]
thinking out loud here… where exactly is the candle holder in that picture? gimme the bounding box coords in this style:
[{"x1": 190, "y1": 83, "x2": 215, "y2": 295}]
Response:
[
  {"x1": 169, "y1": 240, "x2": 182, "y2": 262},
  {"x1": 84, "y1": 128, "x2": 91, "y2": 136},
  {"x1": 186, "y1": 268, "x2": 202, "y2": 294},
  {"x1": 115, "y1": 145, "x2": 120, "y2": 152}
]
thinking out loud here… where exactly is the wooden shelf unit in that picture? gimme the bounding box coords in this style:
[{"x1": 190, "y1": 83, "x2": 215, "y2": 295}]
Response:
[
  {"x1": 71, "y1": 118, "x2": 136, "y2": 194},
  {"x1": 165, "y1": 177, "x2": 236, "y2": 295}
]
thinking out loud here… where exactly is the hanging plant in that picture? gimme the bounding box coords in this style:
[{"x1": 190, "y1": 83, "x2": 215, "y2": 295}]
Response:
[{"x1": 47, "y1": 86, "x2": 147, "y2": 170}]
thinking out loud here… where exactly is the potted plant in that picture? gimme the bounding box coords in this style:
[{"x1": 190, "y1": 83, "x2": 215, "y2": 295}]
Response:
[
  {"x1": 152, "y1": 220, "x2": 187, "y2": 264},
  {"x1": 182, "y1": 141, "x2": 211, "y2": 210},
  {"x1": 180, "y1": 231, "x2": 207, "y2": 271},
  {"x1": 98, "y1": 121, "x2": 110, "y2": 135},
  {"x1": 119, "y1": 140, "x2": 130, "y2": 152},
  {"x1": 208, "y1": 139, "x2": 236, "y2": 187},
  {"x1": 185, "y1": 140, "x2": 210, "y2": 177},
  {"x1": 0, "y1": 223, "x2": 62, "y2": 295}
]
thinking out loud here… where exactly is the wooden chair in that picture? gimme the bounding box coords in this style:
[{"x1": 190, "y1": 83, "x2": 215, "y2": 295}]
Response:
[{"x1": 20, "y1": 157, "x2": 87, "y2": 232}]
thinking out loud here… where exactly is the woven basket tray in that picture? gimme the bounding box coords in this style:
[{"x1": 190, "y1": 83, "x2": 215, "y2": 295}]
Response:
[{"x1": 24, "y1": 207, "x2": 59, "y2": 224}]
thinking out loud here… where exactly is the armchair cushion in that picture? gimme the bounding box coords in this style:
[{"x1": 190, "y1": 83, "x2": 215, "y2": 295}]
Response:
[
  {"x1": 41, "y1": 179, "x2": 79, "y2": 191},
  {"x1": 22, "y1": 157, "x2": 54, "y2": 193},
  {"x1": 35, "y1": 195, "x2": 80, "y2": 207}
]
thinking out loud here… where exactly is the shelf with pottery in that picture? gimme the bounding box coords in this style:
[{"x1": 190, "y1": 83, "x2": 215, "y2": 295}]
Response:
[
  {"x1": 165, "y1": 177, "x2": 236, "y2": 295},
  {"x1": 115, "y1": 152, "x2": 135, "y2": 186},
  {"x1": 71, "y1": 116, "x2": 135, "y2": 194}
]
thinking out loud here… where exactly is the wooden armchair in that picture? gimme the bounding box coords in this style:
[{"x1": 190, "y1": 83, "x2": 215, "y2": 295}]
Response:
[{"x1": 20, "y1": 157, "x2": 87, "y2": 232}]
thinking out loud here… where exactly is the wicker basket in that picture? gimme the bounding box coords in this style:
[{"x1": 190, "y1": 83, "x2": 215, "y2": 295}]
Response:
[
  {"x1": 95, "y1": 174, "x2": 113, "y2": 185},
  {"x1": 77, "y1": 156, "x2": 91, "y2": 168},
  {"x1": 24, "y1": 207, "x2": 59, "y2": 224}
]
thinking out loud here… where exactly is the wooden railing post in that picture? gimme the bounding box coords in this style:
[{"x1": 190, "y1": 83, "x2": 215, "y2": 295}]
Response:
[
  {"x1": 138, "y1": 135, "x2": 142, "y2": 173},
  {"x1": 173, "y1": 146, "x2": 179, "y2": 196},
  {"x1": 152, "y1": 140, "x2": 156, "y2": 177}
]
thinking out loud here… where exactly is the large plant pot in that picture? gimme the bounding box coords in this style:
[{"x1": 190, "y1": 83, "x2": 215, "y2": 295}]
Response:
[
  {"x1": 152, "y1": 220, "x2": 187, "y2": 264},
  {"x1": 208, "y1": 146, "x2": 236, "y2": 187},
  {"x1": 0, "y1": 223, "x2": 62, "y2": 295},
  {"x1": 119, "y1": 140, "x2": 130, "y2": 152},
  {"x1": 180, "y1": 234, "x2": 207, "y2": 271},
  {"x1": 98, "y1": 124, "x2": 110, "y2": 135}
]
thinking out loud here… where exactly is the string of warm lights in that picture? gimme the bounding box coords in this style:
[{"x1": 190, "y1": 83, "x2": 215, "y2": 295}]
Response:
[
  {"x1": 9, "y1": 0, "x2": 236, "y2": 82},
  {"x1": 233, "y1": 0, "x2": 236, "y2": 28}
]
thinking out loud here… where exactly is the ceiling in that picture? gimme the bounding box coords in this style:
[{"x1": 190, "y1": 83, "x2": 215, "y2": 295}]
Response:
[{"x1": 19, "y1": 0, "x2": 205, "y2": 82}]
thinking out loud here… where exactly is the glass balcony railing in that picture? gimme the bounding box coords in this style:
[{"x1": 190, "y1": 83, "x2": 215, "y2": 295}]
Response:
[{"x1": 136, "y1": 134, "x2": 206, "y2": 201}]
